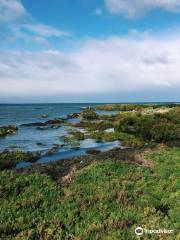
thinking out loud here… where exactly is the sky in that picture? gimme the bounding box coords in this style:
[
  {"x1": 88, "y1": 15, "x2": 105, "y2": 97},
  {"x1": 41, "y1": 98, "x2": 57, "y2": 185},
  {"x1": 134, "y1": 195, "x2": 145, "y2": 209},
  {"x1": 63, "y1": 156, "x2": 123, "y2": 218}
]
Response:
[{"x1": 0, "y1": 0, "x2": 180, "y2": 103}]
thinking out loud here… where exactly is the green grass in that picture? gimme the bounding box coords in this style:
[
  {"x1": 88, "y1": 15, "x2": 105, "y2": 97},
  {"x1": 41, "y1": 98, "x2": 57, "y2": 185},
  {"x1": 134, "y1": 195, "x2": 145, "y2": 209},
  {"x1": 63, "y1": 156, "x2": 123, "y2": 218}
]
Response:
[{"x1": 0, "y1": 147, "x2": 180, "y2": 239}]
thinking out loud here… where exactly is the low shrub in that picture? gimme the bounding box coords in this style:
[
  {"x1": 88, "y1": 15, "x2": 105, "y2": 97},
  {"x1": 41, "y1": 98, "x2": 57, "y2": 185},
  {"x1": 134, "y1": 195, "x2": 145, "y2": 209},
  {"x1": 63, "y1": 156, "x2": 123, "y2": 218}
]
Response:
[{"x1": 81, "y1": 108, "x2": 98, "y2": 120}]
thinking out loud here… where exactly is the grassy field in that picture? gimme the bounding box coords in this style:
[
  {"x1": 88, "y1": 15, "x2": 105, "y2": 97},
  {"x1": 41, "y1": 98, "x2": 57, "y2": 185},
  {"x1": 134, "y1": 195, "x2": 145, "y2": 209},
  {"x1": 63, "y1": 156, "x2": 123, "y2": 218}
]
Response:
[{"x1": 0, "y1": 147, "x2": 179, "y2": 239}]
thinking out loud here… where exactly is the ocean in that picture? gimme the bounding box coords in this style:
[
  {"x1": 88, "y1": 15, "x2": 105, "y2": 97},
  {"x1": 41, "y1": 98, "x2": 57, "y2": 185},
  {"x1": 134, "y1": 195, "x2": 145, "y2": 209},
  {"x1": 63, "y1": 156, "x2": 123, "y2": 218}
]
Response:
[{"x1": 0, "y1": 103, "x2": 120, "y2": 165}]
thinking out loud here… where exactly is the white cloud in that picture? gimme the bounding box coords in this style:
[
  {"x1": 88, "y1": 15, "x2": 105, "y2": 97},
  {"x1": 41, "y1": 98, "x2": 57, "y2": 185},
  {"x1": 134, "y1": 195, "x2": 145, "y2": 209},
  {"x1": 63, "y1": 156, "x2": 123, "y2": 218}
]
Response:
[
  {"x1": 105, "y1": 0, "x2": 180, "y2": 18},
  {"x1": 22, "y1": 23, "x2": 70, "y2": 38},
  {"x1": 0, "y1": 30, "x2": 180, "y2": 97},
  {"x1": 0, "y1": 0, "x2": 27, "y2": 23},
  {"x1": 0, "y1": 0, "x2": 69, "y2": 46}
]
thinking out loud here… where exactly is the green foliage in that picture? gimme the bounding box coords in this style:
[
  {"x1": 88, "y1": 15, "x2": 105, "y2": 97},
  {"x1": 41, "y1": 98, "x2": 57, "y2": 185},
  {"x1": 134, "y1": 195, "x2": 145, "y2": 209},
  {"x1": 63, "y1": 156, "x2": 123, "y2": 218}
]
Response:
[
  {"x1": 0, "y1": 147, "x2": 179, "y2": 239},
  {"x1": 115, "y1": 107, "x2": 180, "y2": 143},
  {"x1": 70, "y1": 131, "x2": 85, "y2": 140},
  {"x1": 64, "y1": 135, "x2": 80, "y2": 150},
  {"x1": 96, "y1": 103, "x2": 177, "y2": 111},
  {"x1": 81, "y1": 107, "x2": 98, "y2": 120},
  {"x1": 87, "y1": 130, "x2": 143, "y2": 147},
  {"x1": 0, "y1": 171, "x2": 63, "y2": 239}
]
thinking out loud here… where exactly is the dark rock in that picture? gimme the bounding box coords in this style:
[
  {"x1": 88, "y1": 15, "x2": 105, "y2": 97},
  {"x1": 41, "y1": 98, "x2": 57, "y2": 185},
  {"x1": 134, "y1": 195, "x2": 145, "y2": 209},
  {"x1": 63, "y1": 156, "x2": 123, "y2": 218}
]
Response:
[
  {"x1": 0, "y1": 125, "x2": 18, "y2": 137},
  {"x1": 86, "y1": 149, "x2": 101, "y2": 155},
  {"x1": 22, "y1": 122, "x2": 47, "y2": 127},
  {"x1": 67, "y1": 113, "x2": 79, "y2": 119},
  {"x1": 0, "y1": 150, "x2": 40, "y2": 170},
  {"x1": 45, "y1": 118, "x2": 64, "y2": 125},
  {"x1": 22, "y1": 118, "x2": 64, "y2": 127},
  {"x1": 45, "y1": 144, "x2": 61, "y2": 156}
]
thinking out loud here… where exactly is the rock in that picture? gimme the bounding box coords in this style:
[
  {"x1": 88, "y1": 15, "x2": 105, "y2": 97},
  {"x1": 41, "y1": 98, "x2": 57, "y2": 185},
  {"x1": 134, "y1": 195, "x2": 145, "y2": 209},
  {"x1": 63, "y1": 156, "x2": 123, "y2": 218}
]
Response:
[
  {"x1": 45, "y1": 118, "x2": 64, "y2": 125},
  {"x1": 86, "y1": 149, "x2": 101, "y2": 155},
  {"x1": 22, "y1": 118, "x2": 64, "y2": 127},
  {"x1": 104, "y1": 128, "x2": 114, "y2": 133},
  {"x1": 0, "y1": 150, "x2": 40, "y2": 170},
  {"x1": 0, "y1": 125, "x2": 18, "y2": 137},
  {"x1": 67, "y1": 113, "x2": 79, "y2": 119},
  {"x1": 41, "y1": 113, "x2": 49, "y2": 118},
  {"x1": 36, "y1": 142, "x2": 43, "y2": 146},
  {"x1": 80, "y1": 108, "x2": 98, "y2": 120},
  {"x1": 45, "y1": 144, "x2": 61, "y2": 156},
  {"x1": 23, "y1": 122, "x2": 47, "y2": 127}
]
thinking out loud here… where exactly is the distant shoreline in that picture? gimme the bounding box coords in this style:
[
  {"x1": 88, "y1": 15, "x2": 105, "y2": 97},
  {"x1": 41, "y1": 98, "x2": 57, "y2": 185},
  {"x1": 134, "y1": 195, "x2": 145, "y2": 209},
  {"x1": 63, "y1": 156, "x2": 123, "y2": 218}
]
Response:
[{"x1": 0, "y1": 101, "x2": 179, "y2": 105}]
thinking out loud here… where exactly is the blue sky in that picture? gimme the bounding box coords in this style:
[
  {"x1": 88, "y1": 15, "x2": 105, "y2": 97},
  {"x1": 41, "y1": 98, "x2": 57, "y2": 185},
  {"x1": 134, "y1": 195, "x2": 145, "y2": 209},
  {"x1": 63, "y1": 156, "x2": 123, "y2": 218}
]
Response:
[{"x1": 0, "y1": 0, "x2": 180, "y2": 102}]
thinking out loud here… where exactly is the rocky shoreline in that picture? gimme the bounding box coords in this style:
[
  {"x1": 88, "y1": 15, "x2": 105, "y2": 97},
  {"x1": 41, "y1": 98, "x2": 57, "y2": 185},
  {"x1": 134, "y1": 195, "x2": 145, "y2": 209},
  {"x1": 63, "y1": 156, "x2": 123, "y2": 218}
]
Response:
[
  {"x1": 0, "y1": 103, "x2": 179, "y2": 171},
  {"x1": 16, "y1": 147, "x2": 136, "y2": 183}
]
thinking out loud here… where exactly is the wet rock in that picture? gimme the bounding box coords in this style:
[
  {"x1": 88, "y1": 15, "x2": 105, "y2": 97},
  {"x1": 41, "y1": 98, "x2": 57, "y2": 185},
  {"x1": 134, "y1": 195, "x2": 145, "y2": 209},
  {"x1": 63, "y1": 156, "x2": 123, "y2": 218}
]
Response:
[
  {"x1": 36, "y1": 142, "x2": 44, "y2": 146},
  {"x1": 22, "y1": 122, "x2": 47, "y2": 127},
  {"x1": 80, "y1": 107, "x2": 98, "y2": 120},
  {"x1": 45, "y1": 144, "x2": 61, "y2": 156},
  {"x1": 67, "y1": 113, "x2": 79, "y2": 119},
  {"x1": 45, "y1": 118, "x2": 64, "y2": 125},
  {"x1": 0, "y1": 150, "x2": 40, "y2": 170},
  {"x1": 86, "y1": 149, "x2": 101, "y2": 155},
  {"x1": 22, "y1": 118, "x2": 64, "y2": 127},
  {"x1": 41, "y1": 113, "x2": 49, "y2": 118},
  {"x1": 0, "y1": 125, "x2": 18, "y2": 137}
]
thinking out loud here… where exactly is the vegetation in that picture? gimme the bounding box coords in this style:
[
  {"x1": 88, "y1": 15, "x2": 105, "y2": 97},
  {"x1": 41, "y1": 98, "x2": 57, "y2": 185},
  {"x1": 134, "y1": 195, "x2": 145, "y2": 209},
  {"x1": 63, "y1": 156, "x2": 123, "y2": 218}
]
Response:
[
  {"x1": 64, "y1": 135, "x2": 81, "y2": 150},
  {"x1": 0, "y1": 103, "x2": 179, "y2": 239},
  {"x1": 0, "y1": 147, "x2": 179, "y2": 239},
  {"x1": 96, "y1": 103, "x2": 177, "y2": 111},
  {"x1": 0, "y1": 125, "x2": 18, "y2": 137},
  {"x1": 69, "y1": 131, "x2": 85, "y2": 141},
  {"x1": 74, "y1": 105, "x2": 180, "y2": 147},
  {"x1": 0, "y1": 151, "x2": 40, "y2": 170},
  {"x1": 80, "y1": 107, "x2": 98, "y2": 120},
  {"x1": 114, "y1": 107, "x2": 180, "y2": 143}
]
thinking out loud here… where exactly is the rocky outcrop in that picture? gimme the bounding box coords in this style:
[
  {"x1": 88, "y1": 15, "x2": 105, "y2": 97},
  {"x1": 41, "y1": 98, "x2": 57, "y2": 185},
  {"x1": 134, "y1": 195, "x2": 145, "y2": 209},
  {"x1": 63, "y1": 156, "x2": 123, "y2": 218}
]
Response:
[{"x1": 0, "y1": 125, "x2": 18, "y2": 137}]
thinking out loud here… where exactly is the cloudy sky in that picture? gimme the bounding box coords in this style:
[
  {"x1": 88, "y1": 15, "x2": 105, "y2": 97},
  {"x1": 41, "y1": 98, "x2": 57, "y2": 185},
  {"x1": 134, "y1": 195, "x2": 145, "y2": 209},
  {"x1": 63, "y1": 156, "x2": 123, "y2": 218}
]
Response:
[{"x1": 0, "y1": 0, "x2": 180, "y2": 103}]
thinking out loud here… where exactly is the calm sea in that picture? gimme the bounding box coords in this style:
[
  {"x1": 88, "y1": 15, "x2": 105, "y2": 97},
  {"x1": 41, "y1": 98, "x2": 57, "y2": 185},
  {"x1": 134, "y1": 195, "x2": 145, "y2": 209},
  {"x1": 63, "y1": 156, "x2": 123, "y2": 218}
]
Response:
[{"x1": 0, "y1": 103, "x2": 111, "y2": 154}]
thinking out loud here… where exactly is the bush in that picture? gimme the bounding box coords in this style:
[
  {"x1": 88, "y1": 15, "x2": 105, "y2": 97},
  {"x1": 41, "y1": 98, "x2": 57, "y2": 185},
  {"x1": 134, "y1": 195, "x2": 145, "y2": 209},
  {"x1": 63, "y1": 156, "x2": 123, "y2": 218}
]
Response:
[
  {"x1": 150, "y1": 123, "x2": 180, "y2": 142},
  {"x1": 115, "y1": 107, "x2": 180, "y2": 143},
  {"x1": 81, "y1": 108, "x2": 98, "y2": 120}
]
